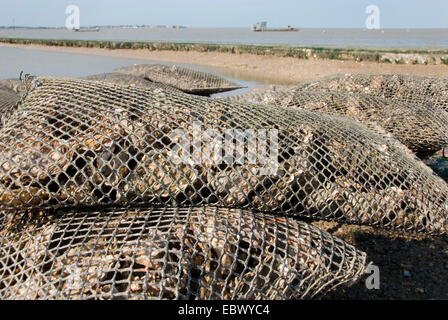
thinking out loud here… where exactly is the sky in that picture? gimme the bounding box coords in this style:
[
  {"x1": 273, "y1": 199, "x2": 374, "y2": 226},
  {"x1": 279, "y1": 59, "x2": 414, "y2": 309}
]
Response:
[{"x1": 1, "y1": 0, "x2": 448, "y2": 28}]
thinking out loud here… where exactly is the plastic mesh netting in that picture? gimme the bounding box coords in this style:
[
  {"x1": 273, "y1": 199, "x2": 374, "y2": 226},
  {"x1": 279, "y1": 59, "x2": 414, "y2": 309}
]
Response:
[
  {"x1": 0, "y1": 206, "x2": 367, "y2": 300},
  {"x1": 221, "y1": 89, "x2": 448, "y2": 158},
  {"x1": 0, "y1": 79, "x2": 24, "y2": 95},
  {"x1": 81, "y1": 73, "x2": 183, "y2": 93},
  {"x1": 0, "y1": 87, "x2": 21, "y2": 126},
  {"x1": 115, "y1": 64, "x2": 243, "y2": 95},
  {"x1": 227, "y1": 85, "x2": 294, "y2": 97},
  {"x1": 296, "y1": 74, "x2": 448, "y2": 113},
  {"x1": 0, "y1": 77, "x2": 447, "y2": 235}
]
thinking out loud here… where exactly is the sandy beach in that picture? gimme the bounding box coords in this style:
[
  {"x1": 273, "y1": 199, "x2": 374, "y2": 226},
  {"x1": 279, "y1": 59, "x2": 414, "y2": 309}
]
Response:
[{"x1": 1, "y1": 42, "x2": 448, "y2": 85}]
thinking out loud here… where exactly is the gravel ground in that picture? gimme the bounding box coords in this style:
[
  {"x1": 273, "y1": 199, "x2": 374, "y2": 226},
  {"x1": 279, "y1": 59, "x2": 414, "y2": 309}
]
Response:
[
  {"x1": 319, "y1": 150, "x2": 448, "y2": 300},
  {"x1": 316, "y1": 221, "x2": 448, "y2": 299}
]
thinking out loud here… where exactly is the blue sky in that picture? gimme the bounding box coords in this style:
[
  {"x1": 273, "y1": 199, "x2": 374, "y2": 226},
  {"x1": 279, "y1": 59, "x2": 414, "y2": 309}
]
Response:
[{"x1": 1, "y1": 0, "x2": 448, "y2": 28}]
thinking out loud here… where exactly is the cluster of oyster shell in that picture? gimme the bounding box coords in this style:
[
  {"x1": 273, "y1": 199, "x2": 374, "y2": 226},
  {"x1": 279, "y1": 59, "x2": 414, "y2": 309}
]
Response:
[
  {"x1": 115, "y1": 64, "x2": 244, "y2": 95},
  {"x1": 0, "y1": 78, "x2": 446, "y2": 235},
  {"x1": 1, "y1": 70, "x2": 448, "y2": 300},
  {"x1": 296, "y1": 74, "x2": 448, "y2": 113},
  {"x1": 81, "y1": 72, "x2": 184, "y2": 94},
  {"x1": 221, "y1": 85, "x2": 448, "y2": 159},
  {"x1": 0, "y1": 85, "x2": 21, "y2": 126}
]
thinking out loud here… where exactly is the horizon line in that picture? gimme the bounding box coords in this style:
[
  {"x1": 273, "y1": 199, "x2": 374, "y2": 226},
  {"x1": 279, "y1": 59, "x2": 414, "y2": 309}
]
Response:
[{"x1": 1, "y1": 26, "x2": 448, "y2": 30}]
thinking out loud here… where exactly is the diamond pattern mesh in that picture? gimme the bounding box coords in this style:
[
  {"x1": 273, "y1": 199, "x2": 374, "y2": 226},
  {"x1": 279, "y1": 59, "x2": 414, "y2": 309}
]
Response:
[
  {"x1": 114, "y1": 64, "x2": 243, "y2": 95},
  {"x1": 296, "y1": 74, "x2": 448, "y2": 113},
  {"x1": 220, "y1": 89, "x2": 448, "y2": 158},
  {"x1": 0, "y1": 79, "x2": 24, "y2": 95},
  {"x1": 82, "y1": 73, "x2": 183, "y2": 93},
  {"x1": 0, "y1": 77, "x2": 446, "y2": 235},
  {"x1": 0, "y1": 206, "x2": 367, "y2": 300},
  {"x1": 0, "y1": 87, "x2": 21, "y2": 127}
]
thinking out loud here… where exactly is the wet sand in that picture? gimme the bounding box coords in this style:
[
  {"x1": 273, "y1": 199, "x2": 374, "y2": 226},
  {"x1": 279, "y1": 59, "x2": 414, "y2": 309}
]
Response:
[{"x1": 1, "y1": 42, "x2": 448, "y2": 85}]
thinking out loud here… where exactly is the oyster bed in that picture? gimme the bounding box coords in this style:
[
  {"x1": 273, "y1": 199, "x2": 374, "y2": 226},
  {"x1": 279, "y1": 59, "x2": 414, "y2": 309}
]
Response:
[
  {"x1": 81, "y1": 72, "x2": 183, "y2": 93},
  {"x1": 115, "y1": 64, "x2": 244, "y2": 95},
  {"x1": 296, "y1": 74, "x2": 448, "y2": 113},
  {"x1": 0, "y1": 78, "x2": 446, "y2": 234},
  {"x1": 1, "y1": 70, "x2": 448, "y2": 300},
  {"x1": 221, "y1": 88, "x2": 448, "y2": 158},
  {"x1": 0, "y1": 79, "x2": 24, "y2": 95},
  {"x1": 0, "y1": 86, "x2": 21, "y2": 126},
  {"x1": 0, "y1": 206, "x2": 367, "y2": 300}
]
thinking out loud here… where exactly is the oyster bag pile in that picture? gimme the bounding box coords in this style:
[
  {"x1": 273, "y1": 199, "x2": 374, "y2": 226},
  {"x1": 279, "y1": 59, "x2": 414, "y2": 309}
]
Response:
[
  {"x1": 222, "y1": 83, "x2": 448, "y2": 158},
  {"x1": 115, "y1": 64, "x2": 244, "y2": 95},
  {"x1": 0, "y1": 74, "x2": 447, "y2": 300},
  {"x1": 0, "y1": 86, "x2": 20, "y2": 126},
  {"x1": 296, "y1": 73, "x2": 448, "y2": 113},
  {"x1": 81, "y1": 72, "x2": 185, "y2": 94},
  {"x1": 0, "y1": 207, "x2": 366, "y2": 300}
]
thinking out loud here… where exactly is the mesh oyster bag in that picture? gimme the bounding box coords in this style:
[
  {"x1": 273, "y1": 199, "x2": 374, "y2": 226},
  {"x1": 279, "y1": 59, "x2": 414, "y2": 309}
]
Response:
[
  {"x1": 221, "y1": 88, "x2": 448, "y2": 158},
  {"x1": 0, "y1": 77, "x2": 447, "y2": 234},
  {"x1": 0, "y1": 87, "x2": 21, "y2": 126},
  {"x1": 0, "y1": 79, "x2": 24, "y2": 95},
  {"x1": 115, "y1": 64, "x2": 244, "y2": 95},
  {"x1": 0, "y1": 206, "x2": 367, "y2": 300},
  {"x1": 296, "y1": 74, "x2": 448, "y2": 113},
  {"x1": 81, "y1": 73, "x2": 183, "y2": 93}
]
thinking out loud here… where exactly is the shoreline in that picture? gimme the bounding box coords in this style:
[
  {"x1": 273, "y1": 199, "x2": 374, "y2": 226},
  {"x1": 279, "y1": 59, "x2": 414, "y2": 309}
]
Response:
[
  {"x1": 2, "y1": 37, "x2": 448, "y2": 64},
  {"x1": 1, "y1": 40, "x2": 448, "y2": 85}
]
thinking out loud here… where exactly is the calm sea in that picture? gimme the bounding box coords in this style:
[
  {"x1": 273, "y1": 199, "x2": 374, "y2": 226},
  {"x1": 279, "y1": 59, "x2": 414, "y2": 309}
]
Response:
[{"x1": 1, "y1": 28, "x2": 448, "y2": 49}]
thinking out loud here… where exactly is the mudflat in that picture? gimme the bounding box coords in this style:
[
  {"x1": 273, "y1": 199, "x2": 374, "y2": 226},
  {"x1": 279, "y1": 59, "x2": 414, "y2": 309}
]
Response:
[{"x1": 1, "y1": 42, "x2": 448, "y2": 85}]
